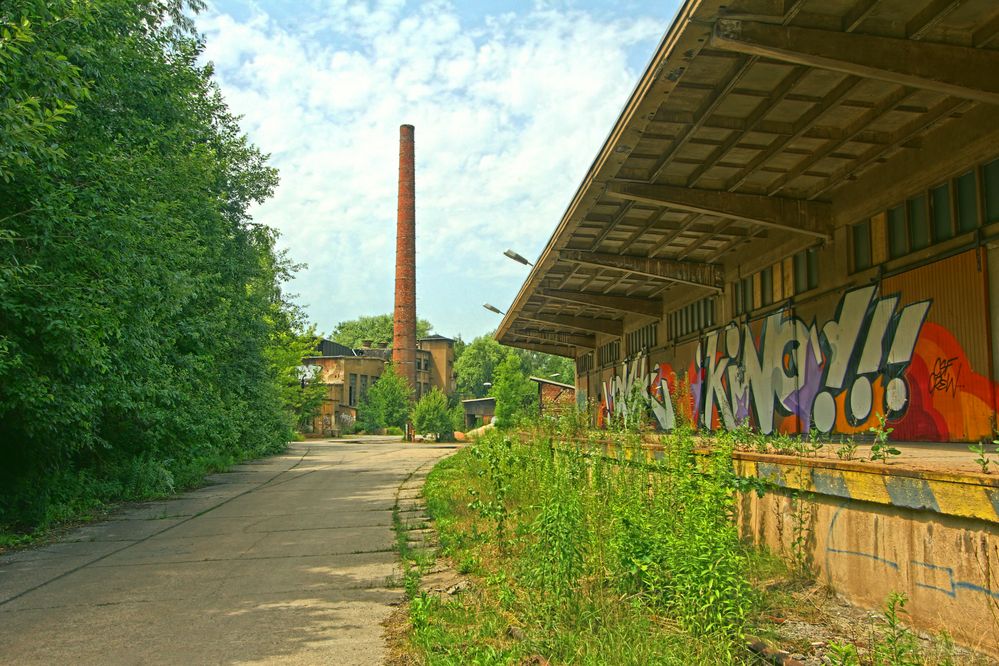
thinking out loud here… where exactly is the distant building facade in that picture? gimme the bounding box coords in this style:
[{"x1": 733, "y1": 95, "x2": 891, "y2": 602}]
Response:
[
  {"x1": 530, "y1": 377, "x2": 576, "y2": 418},
  {"x1": 302, "y1": 335, "x2": 456, "y2": 436},
  {"x1": 461, "y1": 397, "x2": 496, "y2": 430}
]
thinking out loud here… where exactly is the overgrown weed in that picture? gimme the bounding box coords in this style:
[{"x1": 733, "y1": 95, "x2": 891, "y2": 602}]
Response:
[
  {"x1": 411, "y1": 424, "x2": 751, "y2": 663},
  {"x1": 407, "y1": 419, "x2": 981, "y2": 664}
]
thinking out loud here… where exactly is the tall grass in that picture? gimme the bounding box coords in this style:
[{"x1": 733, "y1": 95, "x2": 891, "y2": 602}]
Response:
[{"x1": 415, "y1": 423, "x2": 754, "y2": 664}]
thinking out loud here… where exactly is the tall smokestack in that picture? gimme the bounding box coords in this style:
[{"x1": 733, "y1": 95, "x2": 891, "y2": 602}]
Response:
[{"x1": 393, "y1": 124, "x2": 417, "y2": 392}]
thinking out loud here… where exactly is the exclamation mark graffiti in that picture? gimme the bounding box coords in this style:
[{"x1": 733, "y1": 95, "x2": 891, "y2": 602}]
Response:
[{"x1": 883, "y1": 300, "x2": 930, "y2": 416}]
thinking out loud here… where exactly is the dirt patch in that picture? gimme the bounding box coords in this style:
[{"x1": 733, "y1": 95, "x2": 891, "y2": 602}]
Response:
[
  {"x1": 382, "y1": 601, "x2": 415, "y2": 666},
  {"x1": 761, "y1": 581, "x2": 996, "y2": 665}
]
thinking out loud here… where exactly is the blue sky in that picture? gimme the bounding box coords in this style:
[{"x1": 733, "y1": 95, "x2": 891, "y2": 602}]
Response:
[{"x1": 197, "y1": 0, "x2": 682, "y2": 340}]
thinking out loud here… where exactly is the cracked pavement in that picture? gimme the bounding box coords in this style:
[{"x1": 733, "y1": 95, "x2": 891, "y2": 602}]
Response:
[{"x1": 0, "y1": 437, "x2": 455, "y2": 665}]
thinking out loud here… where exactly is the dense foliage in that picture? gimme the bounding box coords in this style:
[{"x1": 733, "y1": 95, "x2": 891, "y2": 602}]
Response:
[
  {"x1": 356, "y1": 364, "x2": 412, "y2": 432},
  {"x1": 453, "y1": 334, "x2": 573, "y2": 398},
  {"x1": 408, "y1": 426, "x2": 753, "y2": 662},
  {"x1": 490, "y1": 352, "x2": 538, "y2": 427},
  {"x1": 0, "y1": 0, "x2": 316, "y2": 534},
  {"x1": 411, "y1": 388, "x2": 460, "y2": 441},
  {"x1": 329, "y1": 313, "x2": 432, "y2": 348},
  {"x1": 453, "y1": 335, "x2": 507, "y2": 398}
]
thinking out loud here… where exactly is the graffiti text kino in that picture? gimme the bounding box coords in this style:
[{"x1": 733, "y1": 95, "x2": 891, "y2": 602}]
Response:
[{"x1": 601, "y1": 286, "x2": 930, "y2": 435}]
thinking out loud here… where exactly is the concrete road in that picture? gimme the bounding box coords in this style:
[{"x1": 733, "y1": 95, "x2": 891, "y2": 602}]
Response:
[{"x1": 0, "y1": 437, "x2": 455, "y2": 665}]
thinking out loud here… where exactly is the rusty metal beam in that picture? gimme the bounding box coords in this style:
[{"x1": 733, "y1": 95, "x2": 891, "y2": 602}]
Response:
[
  {"x1": 502, "y1": 338, "x2": 574, "y2": 357},
  {"x1": 560, "y1": 249, "x2": 723, "y2": 291},
  {"x1": 841, "y1": 0, "x2": 879, "y2": 32},
  {"x1": 766, "y1": 85, "x2": 910, "y2": 196},
  {"x1": 605, "y1": 182, "x2": 832, "y2": 240},
  {"x1": 709, "y1": 19, "x2": 999, "y2": 106},
  {"x1": 522, "y1": 313, "x2": 624, "y2": 336},
  {"x1": 540, "y1": 288, "x2": 662, "y2": 317},
  {"x1": 511, "y1": 328, "x2": 596, "y2": 349},
  {"x1": 907, "y1": 0, "x2": 966, "y2": 40}
]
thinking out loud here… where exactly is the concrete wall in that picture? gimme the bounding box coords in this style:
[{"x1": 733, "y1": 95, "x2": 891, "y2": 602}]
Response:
[
  {"x1": 586, "y1": 438, "x2": 999, "y2": 657},
  {"x1": 739, "y1": 489, "x2": 999, "y2": 657}
]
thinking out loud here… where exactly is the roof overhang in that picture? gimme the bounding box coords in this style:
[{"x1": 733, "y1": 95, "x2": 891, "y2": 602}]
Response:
[{"x1": 496, "y1": 0, "x2": 999, "y2": 357}]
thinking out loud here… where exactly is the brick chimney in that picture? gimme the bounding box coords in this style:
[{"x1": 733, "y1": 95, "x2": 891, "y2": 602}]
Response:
[{"x1": 392, "y1": 124, "x2": 417, "y2": 391}]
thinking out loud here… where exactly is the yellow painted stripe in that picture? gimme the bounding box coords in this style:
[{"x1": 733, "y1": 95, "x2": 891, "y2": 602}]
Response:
[
  {"x1": 841, "y1": 470, "x2": 892, "y2": 505},
  {"x1": 780, "y1": 464, "x2": 815, "y2": 492},
  {"x1": 734, "y1": 459, "x2": 758, "y2": 478},
  {"x1": 928, "y1": 481, "x2": 999, "y2": 522}
]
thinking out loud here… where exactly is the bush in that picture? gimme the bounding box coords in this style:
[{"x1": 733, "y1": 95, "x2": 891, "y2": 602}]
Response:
[
  {"x1": 357, "y1": 364, "x2": 412, "y2": 432},
  {"x1": 412, "y1": 388, "x2": 455, "y2": 441},
  {"x1": 386, "y1": 426, "x2": 404, "y2": 436},
  {"x1": 0, "y1": 0, "x2": 303, "y2": 536},
  {"x1": 414, "y1": 427, "x2": 754, "y2": 663}
]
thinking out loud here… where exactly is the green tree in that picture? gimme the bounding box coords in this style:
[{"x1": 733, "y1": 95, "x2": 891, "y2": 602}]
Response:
[
  {"x1": 0, "y1": 0, "x2": 307, "y2": 533},
  {"x1": 412, "y1": 388, "x2": 454, "y2": 441},
  {"x1": 454, "y1": 335, "x2": 507, "y2": 398},
  {"x1": 330, "y1": 314, "x2": 432, "y2": 348},
  {"x1": 269, "y1": 328, "x2": 327, "y2": 431},
  {"x1": 515, "y1": 349, "x2": 575, "y2": 385},
  {"x1": 357, "y1": 364, "x2": 412, "y2": 431},
  {"x1": 491, "y1": 352, "x2": 538, "y2": 427},
  {"x1": 0, "y1": 1, "x2": 91, "y2": 179},
  {"x1": 453, "y1": 333, "x2": 573, "y2": 397}
]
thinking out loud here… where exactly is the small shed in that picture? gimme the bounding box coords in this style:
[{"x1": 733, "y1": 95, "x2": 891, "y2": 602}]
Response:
[
  {"x1": 461, "y1": 397, "x2": 496, "y2": 430},
  {"x1": 530, "y1": 377, "x2": 576, "y2": 417}
]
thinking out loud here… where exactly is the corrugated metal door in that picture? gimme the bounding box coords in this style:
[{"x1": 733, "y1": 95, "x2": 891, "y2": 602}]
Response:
[{"x1": 882, "y1": 248, "x2": 994, "y2": 442}]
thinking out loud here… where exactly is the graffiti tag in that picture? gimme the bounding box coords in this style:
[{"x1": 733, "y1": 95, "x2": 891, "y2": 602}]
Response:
[{"x1": 929, "y1": 357, "x2": 960, "y2": 397}]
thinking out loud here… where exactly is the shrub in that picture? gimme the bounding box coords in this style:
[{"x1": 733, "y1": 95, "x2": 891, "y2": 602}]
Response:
[
  {"x1": 412, "y1": 388, "x2": 454, "y2": 441},
  {"x1": 357, "y1": 364, "x2": 412, "y2": 432}
]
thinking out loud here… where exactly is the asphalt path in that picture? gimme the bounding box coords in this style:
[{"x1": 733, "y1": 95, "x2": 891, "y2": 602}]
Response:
[{"x1": 0, "y1": 437, "x2": 455, "y2": 665}]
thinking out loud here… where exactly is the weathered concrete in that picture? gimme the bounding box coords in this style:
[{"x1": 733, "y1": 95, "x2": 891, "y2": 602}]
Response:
[
  {"x1": 739, "y1": 487, "x2": 999, "y2": 659},
  {"x1": 0, "y1": 437, "x2": 455, "y2": 665}
]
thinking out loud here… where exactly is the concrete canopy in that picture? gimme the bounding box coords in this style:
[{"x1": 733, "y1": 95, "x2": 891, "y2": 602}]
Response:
[{"x1": 496, "y1": 0, "x2": 999, "y2": 357}]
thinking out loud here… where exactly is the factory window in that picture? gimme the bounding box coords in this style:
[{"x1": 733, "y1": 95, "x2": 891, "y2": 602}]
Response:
[
  {"x1": 598, "y1": 340, "x2": 620, "y2": 367},
  {"x1": 626, "y1": 322, "x2": 657, "y2": 356},
  {"x1": 887, "y1": 204, "x2": 907, "y2": 258},
  {"x1": 669, "y1": 297, "x2": 715, "y2": 340},
  {"x1": 348, "y1": 373, "x2": 358, "y2": 406},
  {"x1": 359, "y1": 375, "x2": 368, "y2": 402},
  {"x1": 869, "y1": 161, "x2": 999, "y2": 266},
  {"x1": 577, "y1": 352, "x2": 594, "y2": 374},
  {"x1": 986, "y1": 158, "x2": 999, "y2": 223},
  {"x1": 931, "y1": 182, "x2": 953, "y2": 242},
  {"x1": 908, "y1": 194, "x2": 930, "y2": 252},
  {"x1": 955, "y1": 170, "x2": 979, "y2": 232},
  {"x1": 851, "y1": 220, "x2": 872, "y2": 272},
  {"x1": 759, "y1": 267, "x2": 773, "y2": 306},
  {"x1": 733, "y1": 275, "x2": 754, "y2": 316},
  {"x1": 793, "y1": 248, "x2": 819, "y2": 294}
]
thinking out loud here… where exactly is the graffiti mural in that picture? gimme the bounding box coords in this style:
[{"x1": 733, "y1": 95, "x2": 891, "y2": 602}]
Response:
[
  {"x1": 599, "y1": 356, "x2": 676, "y2": 430},
  {"x1": 598, "y1": 282, "x2": 999, "y2": 441}
]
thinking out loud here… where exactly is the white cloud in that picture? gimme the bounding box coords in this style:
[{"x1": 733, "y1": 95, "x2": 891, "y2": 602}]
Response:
[{"x1": 198, "y1": 0, "x2": 673, "y2": 338}]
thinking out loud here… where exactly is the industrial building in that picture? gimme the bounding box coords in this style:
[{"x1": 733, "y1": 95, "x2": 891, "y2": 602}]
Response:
[
  {"x1": 496, "y1": 0, "x2": 999, "y2": 444},
  {"x1": 303, "y1": 335, "x2": 455, "y2": 437},
  {"x1": 495, "y1": 3, "x2": 999, "y2": 647}
]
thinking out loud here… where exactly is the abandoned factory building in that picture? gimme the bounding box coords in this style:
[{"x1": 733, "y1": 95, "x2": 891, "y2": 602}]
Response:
[
  {"x1": 303, "y1": 335, "x2": 455, "y2": 436},
  {"x1": 497, "y1": 0, "x2": 999, "y2": 443}
]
